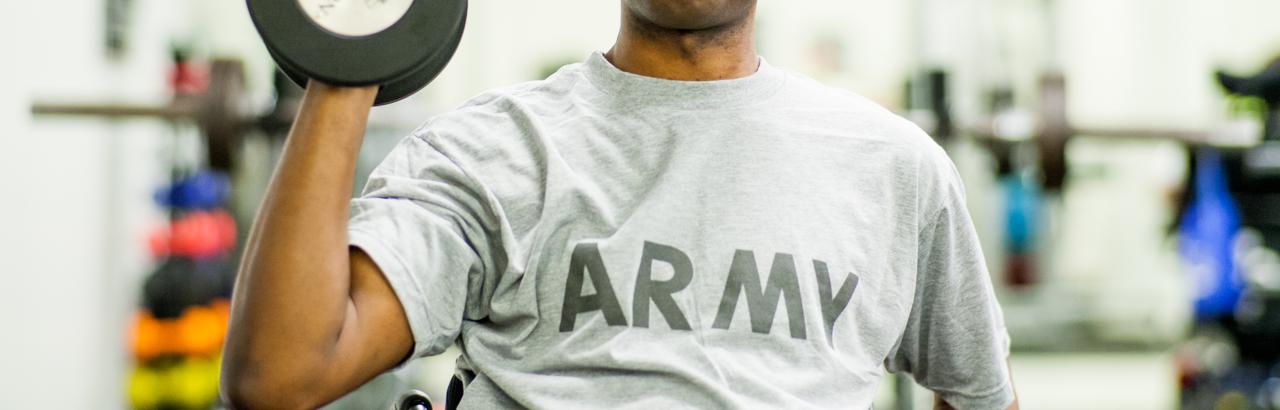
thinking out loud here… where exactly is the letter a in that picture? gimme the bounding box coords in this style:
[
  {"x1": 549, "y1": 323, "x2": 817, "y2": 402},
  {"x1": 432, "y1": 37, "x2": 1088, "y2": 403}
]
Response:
[{"x1": 559, "y1": 243, "x2": 628, "y2": 332}]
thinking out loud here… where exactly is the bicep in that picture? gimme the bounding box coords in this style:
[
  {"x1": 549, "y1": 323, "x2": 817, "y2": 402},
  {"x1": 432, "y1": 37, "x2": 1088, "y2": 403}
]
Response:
[
  {"x1": 317, "y1": 132, "x2": 491, "y2": 397},
  {"x1": 317, "y1": 248, "x2": 415, "y2": 399}
]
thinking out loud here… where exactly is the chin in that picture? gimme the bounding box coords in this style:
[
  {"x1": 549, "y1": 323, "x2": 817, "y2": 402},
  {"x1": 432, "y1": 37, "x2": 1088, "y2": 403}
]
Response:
[{"x1": 624, "y1": 0, "x2": 755, "y2": 31}]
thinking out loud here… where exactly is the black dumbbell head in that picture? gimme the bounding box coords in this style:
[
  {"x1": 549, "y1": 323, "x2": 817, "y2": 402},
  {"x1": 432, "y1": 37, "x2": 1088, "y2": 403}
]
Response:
[{"x1": 248, "y1": 0, "x2": 468, "y2": 105}]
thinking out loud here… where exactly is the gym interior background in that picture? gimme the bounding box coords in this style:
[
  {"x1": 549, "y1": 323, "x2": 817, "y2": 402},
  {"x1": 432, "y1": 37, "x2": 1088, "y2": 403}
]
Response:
[{"x1": 3, "y1": 0, "x2": 1280, "y2": 408}]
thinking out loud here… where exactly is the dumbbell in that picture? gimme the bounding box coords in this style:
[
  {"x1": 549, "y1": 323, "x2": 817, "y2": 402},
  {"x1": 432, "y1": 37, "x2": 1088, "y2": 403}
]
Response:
[
  {"x1": 128, "y1": 356, "x2": 221, "y2": 409},
  {"x1": 128, "y1": 364, "x2": 164, "y2": 409},
  {"x1": 141, "y1": 255, "x2": 228, "y2": 319},
  {"x1": 148, "y1": 209, "x2": 237, "y2": 260},
  {"x1": 247, "y1": 0, "x2": 468, "y2": 105},
  {"x1": 395, "y1": 390, "x2": 434, "y2": 410},
  {"x1": 170, "y1": 356, "x2": 222, "y2": 409},
  {"x1": 176, "y1": 302, "x2": 231, "y2": 358},
  {"x1": 154, "y1": 171, "x2": 231, "y2": 210},
  {"x1": 142, "y1": 257, "x2": 219, "y2": 319},
  {"x1": 131, "y1": 299, "x2": 232, "y2": 360}
]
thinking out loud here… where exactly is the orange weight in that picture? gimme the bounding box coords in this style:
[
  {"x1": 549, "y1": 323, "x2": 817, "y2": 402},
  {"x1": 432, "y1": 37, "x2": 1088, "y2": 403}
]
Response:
[
  {"x1": 131, "y1": 300, "x2": 232, "y2": 361},
  {"x1": 178, "y1": 305, "x2": 224, "y2": 357},
  {"x1": 131, "y1": 311, "x2": 165, "y2": 361}
]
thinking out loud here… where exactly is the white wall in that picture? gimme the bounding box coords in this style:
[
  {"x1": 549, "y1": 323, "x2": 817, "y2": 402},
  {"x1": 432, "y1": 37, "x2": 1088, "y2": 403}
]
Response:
[
  {"x1": 1059, "y1": 0, "x2": 1280, "y2": 129},
  {"x1": 1, "y1": 0, "x2": 194, "y2": 407}
]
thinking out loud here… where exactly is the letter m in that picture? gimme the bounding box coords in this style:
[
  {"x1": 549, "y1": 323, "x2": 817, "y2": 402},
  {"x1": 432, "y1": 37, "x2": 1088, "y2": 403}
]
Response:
[{"x1": 712, "y1": 250, "x2": 806, "y2": 339}]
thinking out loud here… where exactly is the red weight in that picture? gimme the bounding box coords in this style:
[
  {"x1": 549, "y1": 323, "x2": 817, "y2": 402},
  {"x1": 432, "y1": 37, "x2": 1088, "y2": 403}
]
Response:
[{"x1": 147, "y1": 210, "x2": 238, "y2": 259}]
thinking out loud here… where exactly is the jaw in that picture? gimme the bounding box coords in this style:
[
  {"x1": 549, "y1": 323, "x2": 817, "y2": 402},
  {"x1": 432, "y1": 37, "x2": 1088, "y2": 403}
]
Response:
[{"x1": 622, "y1": 0, "x2": 756, "y2": 32}]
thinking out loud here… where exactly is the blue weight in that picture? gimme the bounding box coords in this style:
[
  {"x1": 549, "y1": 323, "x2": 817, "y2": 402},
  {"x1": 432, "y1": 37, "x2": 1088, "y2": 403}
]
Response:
[{"x1": 155, "y1": 171, "x2": 230, "y2": 209}]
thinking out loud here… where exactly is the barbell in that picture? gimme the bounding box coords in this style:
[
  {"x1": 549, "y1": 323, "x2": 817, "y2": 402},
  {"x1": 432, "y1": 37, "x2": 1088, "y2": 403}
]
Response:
[
  {"x1": 29, "y1": 59, "x2": 283, "y2": 173},
  {"x1": 31, "y1": 0, "x2": 470, "y2": 159},
  {"x1": 960, "y1": 72, "x2": 1245, "y2": 192}
]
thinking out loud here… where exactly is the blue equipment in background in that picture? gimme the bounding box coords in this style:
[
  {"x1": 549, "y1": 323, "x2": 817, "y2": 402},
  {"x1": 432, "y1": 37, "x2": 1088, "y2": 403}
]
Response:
[
  {"x1": 154, "y1": 171, "x2": 230, "y2": 210},
  {"x1": 1178, "y1": 147, "x2": 1244, "y2": 320}
]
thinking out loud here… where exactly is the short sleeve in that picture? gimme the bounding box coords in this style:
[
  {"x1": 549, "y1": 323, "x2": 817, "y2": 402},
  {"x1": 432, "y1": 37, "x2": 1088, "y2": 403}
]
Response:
[
  {"x1": 348, "y1": 133, "x2": 498, "y2": 360},
  {"x1": 885, "y1": 146, "x2": 1014, "y2": 409}
]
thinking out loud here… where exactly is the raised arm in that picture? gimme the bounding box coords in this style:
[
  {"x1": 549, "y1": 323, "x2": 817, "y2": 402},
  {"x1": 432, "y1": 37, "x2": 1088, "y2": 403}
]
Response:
[{"x1": 220, "y1": 82, "x2": 414, "y2": 409}]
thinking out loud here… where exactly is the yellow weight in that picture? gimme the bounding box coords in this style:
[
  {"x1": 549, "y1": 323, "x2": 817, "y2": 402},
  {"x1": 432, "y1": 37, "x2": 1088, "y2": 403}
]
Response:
[
  {"x1": 127, "y1": 366, "x2": 163, "y2": 409},
  {"x1": 170, "y1": 357, "x2": 220, "y2": 409}
]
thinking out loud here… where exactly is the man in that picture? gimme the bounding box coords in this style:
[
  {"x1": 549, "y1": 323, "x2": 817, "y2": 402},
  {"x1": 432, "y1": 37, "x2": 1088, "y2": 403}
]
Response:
[{"x1": 221, "y1": 1, "x2": 1019, "y2": 409}]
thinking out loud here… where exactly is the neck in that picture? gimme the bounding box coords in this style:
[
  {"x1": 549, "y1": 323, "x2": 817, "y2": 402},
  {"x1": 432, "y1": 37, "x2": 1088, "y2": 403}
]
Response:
[{"x1": 606, "y1": 10, "x2": 758, "y2": 81}]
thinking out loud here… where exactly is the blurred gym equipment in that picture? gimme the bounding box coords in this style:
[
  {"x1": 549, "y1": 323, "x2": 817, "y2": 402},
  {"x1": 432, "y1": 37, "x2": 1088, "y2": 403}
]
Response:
[
  {"x1": 31, "y1": 59, "x2": 247, "y2": 172},
  {"x1": 1175, "y1": 56, "x2": 1280, "y2": 410},
  {"x1": 147, "y1": 210, "x2": 238, "y2": 260},
  {"x1": 127, "y1": 356, "x2": 222, "y2": 409},
  {"x1": 154, "y1": 171, "x2": 231, "y2": 210},
  {"x1": 28, "y1": 58, "x2": 309, "y2": 173},
  {"x1": 1218, "y1": 57, "x2": 1280, "y2": 142},
  {"x1": 964, "y1": 73, "x2": 1227, "y2": 192}
]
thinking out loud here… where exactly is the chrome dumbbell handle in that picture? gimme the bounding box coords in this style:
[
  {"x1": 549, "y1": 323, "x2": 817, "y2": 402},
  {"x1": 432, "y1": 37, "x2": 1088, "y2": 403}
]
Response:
[{"x1": 395, "y1": 390, "x2": 433, "y2": 410}]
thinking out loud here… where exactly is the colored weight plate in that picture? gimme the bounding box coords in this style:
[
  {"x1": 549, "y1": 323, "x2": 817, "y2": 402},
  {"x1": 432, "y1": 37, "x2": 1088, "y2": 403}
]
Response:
[{"x1": 249, "y1": 0, "x2": 468, "y2": 106}]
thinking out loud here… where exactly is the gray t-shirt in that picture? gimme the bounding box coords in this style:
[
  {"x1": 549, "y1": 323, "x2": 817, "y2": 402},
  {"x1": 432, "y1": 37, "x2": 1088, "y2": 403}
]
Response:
[{"x1": 348, "y1": 52, "x2": 1013, "y2": 409}]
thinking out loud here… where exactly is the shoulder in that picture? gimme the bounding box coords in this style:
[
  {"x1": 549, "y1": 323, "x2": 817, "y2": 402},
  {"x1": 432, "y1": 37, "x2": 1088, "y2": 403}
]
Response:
[
  {"x1": 388, "y1": 63, "x2": 595, "y2": 177},
  {"x1": 774, "y1": 69, "x2": 939, "y2": 151},
  {"x1": 396, "y1": 63, "x2": 589, "y2": 168},
  {"x1": 415, "y1": 63, "x2": 587, "y2": 139},
  {"x1": 776, "y1": 70, "x2": 962, "y2": 214},
  {"x1": 774, "y1": 72, "x2": 962, "y2": 224}
]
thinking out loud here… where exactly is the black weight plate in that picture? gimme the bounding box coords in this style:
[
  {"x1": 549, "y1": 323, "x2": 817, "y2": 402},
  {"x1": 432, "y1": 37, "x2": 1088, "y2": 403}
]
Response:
[
  {"x1": 248, "y1": 0, "x2": 466, "y2": 87},
  {"x1": 267, "y1": 45, "x2": 311, "y2": 98},
  {"x1": 267, "y1": 6, "x2": 464, "y2": 106},
  {"x1": 371, "y1": 6, "x2": 466, "y2": 105}
]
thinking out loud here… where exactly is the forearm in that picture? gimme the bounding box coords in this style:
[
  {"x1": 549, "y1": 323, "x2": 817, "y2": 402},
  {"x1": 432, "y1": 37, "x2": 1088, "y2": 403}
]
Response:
[{"x1": 222, "y1": 82, "x2": 377, "y2": 405}]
